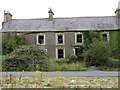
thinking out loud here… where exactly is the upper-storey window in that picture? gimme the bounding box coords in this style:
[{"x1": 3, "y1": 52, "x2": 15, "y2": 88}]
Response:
[
  {"x1": 75, "y1": 33, "x2": 83, "y2": 45},
  {"x1": 37, "y1": 33, "x2": 45, "y2": 45},
  {"x1": 102, "y1": 32, "x2": 109, "y2": 42},
  {"x1": 56, "y1": 33, "x2": 65, "y2": 45}
]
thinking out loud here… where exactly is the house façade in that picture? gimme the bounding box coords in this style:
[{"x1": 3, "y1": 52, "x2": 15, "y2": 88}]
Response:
[{"x1": 1, "y1": 9, "x2": 119, "y2": 59}]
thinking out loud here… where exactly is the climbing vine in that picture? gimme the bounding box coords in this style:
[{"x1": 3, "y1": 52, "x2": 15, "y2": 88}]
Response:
[{"x1": 83, "y1": 30, "x2": 102, "y2": 50}]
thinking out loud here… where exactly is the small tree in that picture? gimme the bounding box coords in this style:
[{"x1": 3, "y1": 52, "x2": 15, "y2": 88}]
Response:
[
  {"x1": 83, "y1": 38, "x2": 111, "y2": 66},
  {"x1": 2, "y1": 45, "x2": 49, "y2": 71},
  {"x1": 2, "y1": 34, "x2": 25, "y2": 55}
]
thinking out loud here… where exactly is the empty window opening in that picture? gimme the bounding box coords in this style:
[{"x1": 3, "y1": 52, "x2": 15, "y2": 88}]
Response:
[
  {"x1": 102, "y1": 34, "x2": 108, "y2": 42},
  {"x1": 75, "y1": 48, "x2": 83, "y2": 55},
  {"x1": 38, "y1": 35, "x2": 44, "y2": 44},
  {"x1": 77, "y1": 34, "x2": 82, "y2": 43},
  {"x1": 57, "y1": 34, "x2": 63, "y2": 44},
  {"x1": 58, "y1": 49, "x2": 64, "y2": 58}
]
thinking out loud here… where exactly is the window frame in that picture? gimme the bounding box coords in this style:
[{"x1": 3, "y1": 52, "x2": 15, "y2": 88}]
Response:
[
  {"x1": 17, "y1": 33, "x2": 21, "y2": 35},
  {"x1": 56, "y1": 48, "x2": 65, "y2": 59},
  {"x1": 36, "y1": 33, "x2": 45, "y2": 45},
  {"x1": 102, "y1": 32, "x2": 109, "y2": 42},
  {"x1": 56, "y1": 33, "x2": 65, "y2": 45},
  {"x1": 44, "y1": 49, "x2": 47, "y2": 53},
  {"x1": 75, "y1": 32, "x2": 84, "y2": 45}
]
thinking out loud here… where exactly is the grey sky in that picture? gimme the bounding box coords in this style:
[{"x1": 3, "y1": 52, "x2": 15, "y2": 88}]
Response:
[{"x1": 0, "y1": 0, "x2": 119, "y2": 29}]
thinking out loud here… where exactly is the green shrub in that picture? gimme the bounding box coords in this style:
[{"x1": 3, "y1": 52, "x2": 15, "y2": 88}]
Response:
[
  {"x1": 2, "y1": 34, "x2": 25, "y2": 55},
  {"x1": 55, "y1": 58, "x2": 67, "y2": 64},
  {"x1": 48, "y1": 61, "x2": 86, "y2": 71},
  {"x1": 74, "y1": 45, "x2": 84, "y2": 60},
  {"x1": 67, "y1": 54, "x2": 78, "y2": 63},
  {"x1": 83, "y1": 38, "x2": 111, "y2": 66},
  {"x1": 105, "y1": 58, "x2": 120, "y2": 68},
  {"x1": 110, "y1": 49, "x2": 120, "y2": 59},
  {"x1": 83, "y1": 30, "x2": 102, "y2": 50},
  {"x1": 2, "y1": 45, "x2": 49, "y2": 71}
]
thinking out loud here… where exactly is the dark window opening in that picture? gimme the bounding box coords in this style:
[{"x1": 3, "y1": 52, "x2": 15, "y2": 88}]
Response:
[
  {"x1": 77, "y1": 34, "x2": 82, "y2": 43},
  {"x1": 102, "y1": 34, "x2": 107, "y2": 42},
  {"x1": 75, "y1": 48, "x2": 83, "y2": 55},
  {"x1": 38, "y1": 35, "x2": 44, "y2": 44},
  {"x1": 58, "y1": 49, "x2": 64, "y2": 58},
  {"x1": 58, "y1": 34, "x2": 63, "y2": 44}
]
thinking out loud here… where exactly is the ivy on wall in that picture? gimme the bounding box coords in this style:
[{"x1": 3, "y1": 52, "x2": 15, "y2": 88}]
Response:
[
  {"x1": 80, "y1": 30, "x2": 119, "y2": 59},
  {"x1": 109, "y1": 31, "x2": 119, "y2": 59},
  {"x1": 83, "y1": 30, "x2": 102, "y2": 50}
]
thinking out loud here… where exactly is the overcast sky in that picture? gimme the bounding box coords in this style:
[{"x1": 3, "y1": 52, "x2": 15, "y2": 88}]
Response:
[{"x1": 0, "y1": 0, "x2": 119, "y2": 29}]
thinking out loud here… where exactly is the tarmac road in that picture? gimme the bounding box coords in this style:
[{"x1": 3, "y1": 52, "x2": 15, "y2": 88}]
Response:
[{"x1": 1, "y1": 71, "x2": 119, "y2": 77}]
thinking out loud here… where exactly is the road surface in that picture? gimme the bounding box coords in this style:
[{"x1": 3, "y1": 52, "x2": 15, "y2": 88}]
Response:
[{"x1": 1, "y1": 71, "x2": 119, "y2": 77}]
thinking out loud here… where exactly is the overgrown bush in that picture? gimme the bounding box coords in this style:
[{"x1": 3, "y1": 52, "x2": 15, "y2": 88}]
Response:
[
  {"x1": 2, "y1": 45, "x2": 49, "y2": 71},
  {"x1": 83, "y1": 30, "x2": 102, "y2": 50},
  {"x1": 97, "y1": 58, "x2": 120, "y2": 71},
  {"x1": 110, "y1": 49, "x2": 120, "y2": 59},
  {"x1": 55, "y1": 58, "x2": 67, "y2": 64},
  {"x1": 83, "y1": 38, "x2": 111, "y2": 66},
  {"x1": 2, "y1": 34, "x2": 25, "y2": 55},
  {"x1": 48, "y1": 61, "x2": 86, "y2": 71},
  {"x1": 105, "y1": 58, "x2": 120, "y2": 68},
  {"x1": 55, "y1": 55, "x2": 78, "y2": 64},
  {"x1": 67, "y1": 54, "x2": 78, "y2": 63}
]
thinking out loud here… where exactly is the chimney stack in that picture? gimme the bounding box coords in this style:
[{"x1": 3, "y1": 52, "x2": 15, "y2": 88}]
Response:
[
  {"x1": 115, "y1": 8, "x2": 120, "y2": 17},
  {"x1": 2, "y1": 10, "x2": 12, "y2": 26},
  {"x1": 48, "y1": 8, "x2": 54, "y2": 21},
  {"x1": 115, "y1": 1, "x2": 120, "y2": 17}
]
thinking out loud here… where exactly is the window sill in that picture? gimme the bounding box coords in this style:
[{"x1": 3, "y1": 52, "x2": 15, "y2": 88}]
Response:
[
  {"x1": 37, "y1": 44, "x2": 45, "y2": 45},
  {"x1": 75, "y1": 43, "x2": 83, "y2": 45},
  {"x1": 56, "y1": 44, "x2": 65, "y2": 45}
]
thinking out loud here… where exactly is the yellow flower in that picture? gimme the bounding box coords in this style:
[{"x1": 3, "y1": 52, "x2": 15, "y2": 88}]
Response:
[
  {"x1": 26, "y1": 72, "x2": 28, "y2": 74},
  {"x1": 56, "y1": 71, "x2": 61, "y2": 73},
  {"x1": 35, "y1": 71, "x2": 42, "y2": 74}
]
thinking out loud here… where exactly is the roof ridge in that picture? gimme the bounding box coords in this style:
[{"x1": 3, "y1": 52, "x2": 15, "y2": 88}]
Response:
[{"x1": 11, "y1": 16, "x2": 116, "y2": 20}]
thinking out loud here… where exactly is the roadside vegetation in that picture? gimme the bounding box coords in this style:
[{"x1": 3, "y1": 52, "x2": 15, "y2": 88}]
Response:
[
  {"x1": 82, "y1": 31, "x2": 119, "y2": 70},
  {"x1": 2, "y1": 45, "x2": 49, "y2": 71}
]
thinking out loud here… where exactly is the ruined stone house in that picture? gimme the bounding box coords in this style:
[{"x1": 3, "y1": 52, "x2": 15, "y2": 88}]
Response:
[{"x1": 1, "y1": 9, "x2": 119, "y2": 59}]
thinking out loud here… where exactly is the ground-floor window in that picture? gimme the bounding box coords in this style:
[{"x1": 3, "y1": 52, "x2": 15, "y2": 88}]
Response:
[
  {"x1": 56, "y1": 48, "x2": 65, "y2": 59},
  {"x1": 73, "y1": 47, "x2": 83, "y2": 55}
]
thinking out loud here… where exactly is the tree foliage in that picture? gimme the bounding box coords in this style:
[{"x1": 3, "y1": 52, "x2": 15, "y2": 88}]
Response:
[
  {"x1": 75, "y1": 30, "x2": 102, "y2": 60},
  {"x1": 83, "y1": 38, "x2": 111, "y2": 66},
  {"x1": 83, "y1": 30, "x2": 102, "y2": 50},
  {"x1": 2, "y1": 45, "x2": 49, "y2": 71},
  {"x1": 2, "y1": 34, "x2": 25, "y2": 55}
]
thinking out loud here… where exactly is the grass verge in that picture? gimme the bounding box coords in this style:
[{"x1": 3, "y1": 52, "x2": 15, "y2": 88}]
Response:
[{"x1": 48, "y1": 61, "x2": 86, "y2": 71}]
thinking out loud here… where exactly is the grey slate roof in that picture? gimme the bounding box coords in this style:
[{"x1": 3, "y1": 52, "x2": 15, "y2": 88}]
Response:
[{"x1": 1, "y1": 16, "x2": 119, "y2": 32}]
